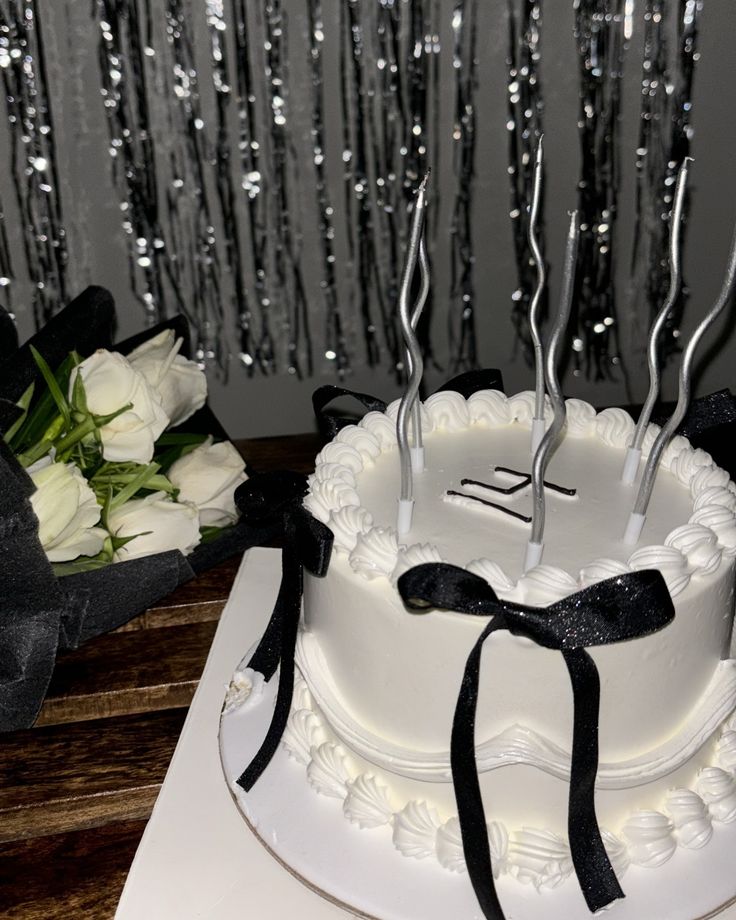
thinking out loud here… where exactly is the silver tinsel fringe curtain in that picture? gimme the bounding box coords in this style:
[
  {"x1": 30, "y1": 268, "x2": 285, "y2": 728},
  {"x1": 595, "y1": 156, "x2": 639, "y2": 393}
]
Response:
[{"x1": 0, "y1": 0, "x2": 705, "y2": 384}]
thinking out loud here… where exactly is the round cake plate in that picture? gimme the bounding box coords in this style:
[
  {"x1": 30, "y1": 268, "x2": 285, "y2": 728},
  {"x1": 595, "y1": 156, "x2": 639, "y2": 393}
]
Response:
[{"x1": 219, "y1": 657, "x2": 736, "y2": 920}]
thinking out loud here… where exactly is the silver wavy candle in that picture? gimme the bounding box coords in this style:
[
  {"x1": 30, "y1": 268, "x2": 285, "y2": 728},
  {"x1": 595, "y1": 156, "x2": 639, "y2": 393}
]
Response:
[
  {"x1": 621, "y1": 157, "x2": 691, "y2": 484},
  {"x1": 396, "y1": 174, "x2": 429, "y2": 536},
  {"x1": 524, "y1": 211, "x2": 580, "y2": 572},
  {"x1": 624, "y1": 215, "x2": 736, "y2": 545},
  {"x1": 528, "y1": 136, "x2": 547, "y2": 454},
  {"x1": 408, "y1": 233, "x2": 430, "y2": 472}
]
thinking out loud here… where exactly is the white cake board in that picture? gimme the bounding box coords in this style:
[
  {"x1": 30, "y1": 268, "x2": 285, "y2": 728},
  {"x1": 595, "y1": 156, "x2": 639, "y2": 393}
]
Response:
[{"x1": 220, "y1": 653, "x2": 736, "y2": 920}]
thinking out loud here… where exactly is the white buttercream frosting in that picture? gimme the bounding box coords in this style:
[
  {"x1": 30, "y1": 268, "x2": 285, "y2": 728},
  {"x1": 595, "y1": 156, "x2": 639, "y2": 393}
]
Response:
[
  {"x1": 282, "y1": 709, "x2": 326, "y2": 765},
  {"x1": 627, "y1": 545, "x2": 690, "y2": 597},
  {"x1": 307, "y1": 742, "x2": 352, "y2": 799},
  {"x1": 665, "y1": 524, "x2": 723, "y2": 576},
  {"x1": 716, "y1": 729, "x2": 736, "y2": 772},
  {"x1": 329, "y1": 505, "x2": 374, "y2": 554},
  {"x1": 594, "y1": 407, "x2": 635, "y2": 447},
  {"x1": 392, "y1": 543, "x2": 444, "y2": 585},
  {"x1": 696, "y1": 767, "x2": 736, "y2": 822},
  {"x1": 343, "y1": 774, "x2": 394, "y2": 829},
  {"x1": 579, "y1": 557, "x2": 631, "y2": 587},
  {"x1": 349, "y1": 527, "x2": 399, "y2": 580},
  {"x1": 466, "y1": 557, "x2": 515, "y2": 594},
  {"x1": 304, "y1": 477, "x2": 360, "y2": 524},
  {"x1": 307, "y1": 389, "x2": 736, "y2": 595},
  {"x1": 223, "y1": 667, "x2": 264, "y2": 715},
  {"x1": 518, "y1": 565, "x2": 579, "y2": 604},
  {"x1": 335, "y1": 424, "x2": 381, "y2": 462},
  {"x1": 392, "y1": 801, "x2": 441, "y2": 859},
  {"x1": 314, "y1": 440, "x2": 364, "y2": 474},
  {"x1": 424, "y1": 390, "x2": 471, "y2": 431},
  {"x1": 283, "y1": 683, "x2": 736, "y2": 881},
  {"x1": 435, "y1": 817, "x2": 467, "y2": 873},
  {"x1": 359, "y1": 411, "x2": 397, "y2": 449},
  {"x1": 467, "y1": 389, "x2": 511, "y2": 426},
  {"x1": 507, "y1": 828, "x2": 573, "y2": 890},
  {"x1": 565, "y1": 398, "x2": 597, "y2": 437},
  {"x1": 664, "y1": 788, "x2": 713, "y2": 849},
  {"x1": 620, "y1": 811, "x2": 676, "y2": 868}
]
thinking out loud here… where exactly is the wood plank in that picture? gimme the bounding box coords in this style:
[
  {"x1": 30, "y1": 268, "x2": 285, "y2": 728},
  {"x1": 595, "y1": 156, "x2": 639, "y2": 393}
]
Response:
[
  {"x1": 237, "y1": 431, "x2": 322, "y2": 474},
  {"x1": 0, "y1": 709, "x2": 186, "y2": 843},
  {"x1": 0, "y1": 819, "x2": 146, "y2": 919},
  {"x1": 36, "y1": 619, "x2": 218, "y2": 726},
  {"x1": 114, "y1": 555, "x2": 239, "y2": 631}
]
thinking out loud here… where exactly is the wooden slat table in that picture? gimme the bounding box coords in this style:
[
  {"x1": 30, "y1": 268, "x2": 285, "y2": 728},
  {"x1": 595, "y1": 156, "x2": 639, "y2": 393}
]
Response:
[{"x1": 0, "y1": 432, "x2": 321, "y2": 920}]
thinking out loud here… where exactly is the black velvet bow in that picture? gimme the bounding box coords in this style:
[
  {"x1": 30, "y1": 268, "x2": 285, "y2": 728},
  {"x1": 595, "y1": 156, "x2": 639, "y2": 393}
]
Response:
[
  {"x1": 235, "y1": 471, "x2": 333, "y2": 791},
  {"x1": 397, "y1": 562, "x2": 675, "y2": 920},
  {"x1": 312, "y1": 367, "x2": 504, "y2": 439}
]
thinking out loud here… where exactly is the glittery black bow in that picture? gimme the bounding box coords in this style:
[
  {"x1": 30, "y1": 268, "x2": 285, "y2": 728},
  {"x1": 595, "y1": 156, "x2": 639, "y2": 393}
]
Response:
[
  {"x1": 235, "y1": 471, "x2": 333, "y2": 791},
  {"x1": 397, "y1": 563, "x2": 675, "y2": 920},
  {"x1": 312, "y1": 368, "x2": 504, "y2": 439}
]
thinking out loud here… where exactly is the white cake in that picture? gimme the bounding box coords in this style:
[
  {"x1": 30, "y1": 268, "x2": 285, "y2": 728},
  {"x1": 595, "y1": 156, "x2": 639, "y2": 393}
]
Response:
[{"x1": 291, "y1": 389, "x2": 736, "y2": 893}]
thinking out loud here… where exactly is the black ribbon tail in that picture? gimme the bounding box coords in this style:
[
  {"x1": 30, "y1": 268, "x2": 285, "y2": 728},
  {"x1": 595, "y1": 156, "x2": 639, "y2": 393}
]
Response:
[
  {"x1": 237, "y1": 545, "x2": 303, "y2": 792},
  {"x1": 450, "y1": 620, "x2": 507, "y2": 920},
  {"x1": 562, "y1": 648, "x2": 624, "y2": 912}
]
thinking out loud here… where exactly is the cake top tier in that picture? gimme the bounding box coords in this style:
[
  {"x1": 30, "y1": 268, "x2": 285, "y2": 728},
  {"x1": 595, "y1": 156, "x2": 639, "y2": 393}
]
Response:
[{"x1": 304, "y1": 390, "x2": 736, "y2": 604}]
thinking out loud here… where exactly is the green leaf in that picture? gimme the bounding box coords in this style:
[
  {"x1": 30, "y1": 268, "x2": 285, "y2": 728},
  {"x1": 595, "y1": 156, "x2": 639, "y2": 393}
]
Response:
[
  {"x1": 30, "y1": 345, "x2": 71, "y2": 428},
  {"x1": 199, "y1": 524, "x2": 233, "y2": 544},
  {"x1": 108, "y1": 462, "x2": 161, "y2": 511},
  {"x1": 155, "y1": 432, "x2": 209, "y2": 446},
  {"x1": 10, "y1": 353, "x2": 76, "y2": 453},
  {"x1": 52, "y1": 557, "x2": 113, "y2": 576},
  {"x1": 4, "y1": 382, "x2": 35, "y2": 444}
]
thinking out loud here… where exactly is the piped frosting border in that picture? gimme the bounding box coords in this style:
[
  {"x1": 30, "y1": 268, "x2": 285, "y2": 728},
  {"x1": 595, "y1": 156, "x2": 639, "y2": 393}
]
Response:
[{"x1": 303, "y1": 390, "x2": 736, "y2": 602}]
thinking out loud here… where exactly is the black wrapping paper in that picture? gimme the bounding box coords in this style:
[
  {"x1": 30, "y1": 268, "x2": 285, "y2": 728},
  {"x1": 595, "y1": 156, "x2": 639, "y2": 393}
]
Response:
[{"x1": 0, "y1": 286, "x2": 261, "y2": 730}]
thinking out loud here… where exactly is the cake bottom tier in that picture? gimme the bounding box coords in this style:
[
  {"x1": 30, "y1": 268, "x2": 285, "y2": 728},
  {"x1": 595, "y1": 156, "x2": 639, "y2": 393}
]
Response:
[{"x1": 282, "y1": 666, "x2": 736, "y2": 889}]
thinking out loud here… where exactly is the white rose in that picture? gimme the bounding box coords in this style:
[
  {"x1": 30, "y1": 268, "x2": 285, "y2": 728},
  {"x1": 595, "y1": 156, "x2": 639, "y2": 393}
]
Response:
[
  {"x1": 69, "y1": 350, "x2": 169, "y2": 463},
  {"x1": 29, "y1": 459, "x2": 106, "y2": 562},
  {"x1": 108, "y1": 491, "x2": 201, "y2": 562},
  {"x1": 168, "y1": 437, "x2": 247, "y2": 527},
  {"x1": 127, "y1": 329, "x2": 208, "y2": 427}
]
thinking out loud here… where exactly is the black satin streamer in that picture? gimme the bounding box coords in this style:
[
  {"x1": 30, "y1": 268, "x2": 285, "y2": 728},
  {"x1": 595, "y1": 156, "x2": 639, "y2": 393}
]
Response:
[
  {"x1": 629, "y1": 0, "x2": 703, "y2": 367},
  {"x1": 397, "y1": 562, "x2": 675, "y2": 920},
  {"x1": 506, "y1": 0, "x2": 545, "y2": 364},
  {"x1": 573, "y1": 0, "x2": 627, "y2": 381},
  {"x1": 0, "y1": 0, "x2": 68, "y2": 325},
  {"x1": 235, "y1": 471, "x2": 333, "y2": 792}
]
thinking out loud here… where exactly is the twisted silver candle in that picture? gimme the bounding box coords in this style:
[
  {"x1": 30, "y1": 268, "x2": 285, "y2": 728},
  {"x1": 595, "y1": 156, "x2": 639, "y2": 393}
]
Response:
[
  {"x1": 525, "y1": 211, "x2": 580, "y2": 571},
  {"x1": 396, "y1": 174, "x2": 429, "y2": 535},
  {"x1": 622, "y1": 157, "x2": 691, "y2": 484},
  {"x1": 408, "y1": 234, "x2": 430, "y2": 471},
  {"x1": 528, "y1": 136, "x2": 547, "y2": 454},
  {"x1": 624, "y1": 212, "x2": 736, "y2": 545}
]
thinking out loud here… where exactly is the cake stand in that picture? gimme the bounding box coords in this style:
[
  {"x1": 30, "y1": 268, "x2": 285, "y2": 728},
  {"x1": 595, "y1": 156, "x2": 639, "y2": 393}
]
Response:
[{"x1": 220, "y1": 657, "x2": 736, "y2": 920}]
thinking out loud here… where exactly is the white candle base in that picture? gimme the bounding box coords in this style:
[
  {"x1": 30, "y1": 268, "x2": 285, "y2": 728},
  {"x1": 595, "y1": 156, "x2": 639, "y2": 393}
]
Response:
[
  {"x1": 410, "y1": 446, "x2": 425, "y2": 473},
  {"x1": 531, "y1": 417, "x2": 546, "y2": 455},
  {"x1": 621, "y1": 447, "x2": 642, "y2": 485},
  {"x1": 397, "y1": 498, "x2": 414, "y2": 536},
  {"x1": 524, "y1": 541, "x2": 544, "y2": 572},
  {"x1": 623, "y1": 511, "x2": 646, "y2": 546}
]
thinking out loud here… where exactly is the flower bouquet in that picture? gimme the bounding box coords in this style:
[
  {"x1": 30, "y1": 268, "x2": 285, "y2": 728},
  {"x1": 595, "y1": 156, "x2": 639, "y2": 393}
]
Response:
[{"x1": 0, "y1": 286, "x2": 258, "y2": 731}]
